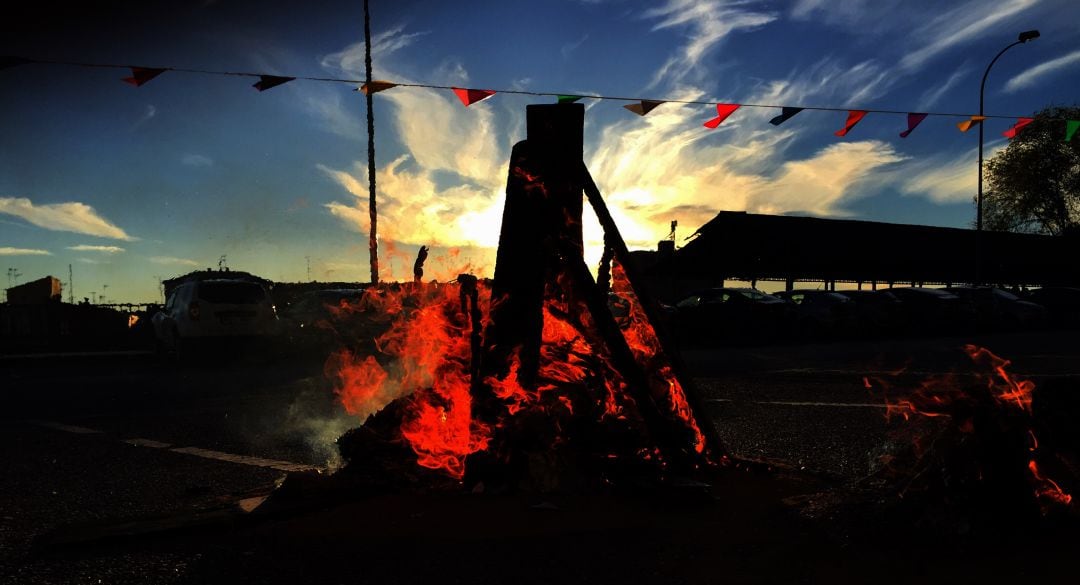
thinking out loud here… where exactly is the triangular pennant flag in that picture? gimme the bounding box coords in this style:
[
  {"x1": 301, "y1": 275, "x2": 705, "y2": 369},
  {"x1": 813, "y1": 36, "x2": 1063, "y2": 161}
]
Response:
[
  {"x1": 623, "y1": 100, "x2": 664, "y2": 116},
  {"x1": 557, "y1": 95, "x2": 583, "y2": 104},
  {"x1": 899, "y1": 113, "x2": 928, "y2": 138},
  {"x1": 357, "y1": 80, "x2": 397, "y2": 95},
  {"x1": 1002, "y1": 117, "x2": 1034, "y2": 139},
  {"x1": 452, "y1": 87, "x2": 496, "y2": 107},
  {"x1": 122, "y1": 67, "x2": 166, "y2": 87},
  {"x1": 769, "y1": 107, "x2": 804, "y2": 126},
  {"x1": 0, "y1": 55, "x2": 31, "y2": 70},
  {"x1": 253, "y1": 75, "x2": 295, "y2": 91},
  {"x1": 704, "y1": 103, "x2": 740, "y2": 129},
  {"x1": 834, "y1": 110, "x2": 868, "y2": 137},
  {"x1": 1067, "y1": 120, "x2": 1080, "y2": 143},
  {"x1": 956, "y1": 115, "x2": 987, "y2": 133}
]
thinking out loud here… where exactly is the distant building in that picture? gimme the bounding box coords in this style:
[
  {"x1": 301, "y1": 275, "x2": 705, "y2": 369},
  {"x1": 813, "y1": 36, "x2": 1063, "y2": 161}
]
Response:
[
  {"x1": 5, "y1": 276, "x2": 62, "y2": 305},
  {"x1": 632, "y1": 211, "x2": 1079, "y2": 301}
]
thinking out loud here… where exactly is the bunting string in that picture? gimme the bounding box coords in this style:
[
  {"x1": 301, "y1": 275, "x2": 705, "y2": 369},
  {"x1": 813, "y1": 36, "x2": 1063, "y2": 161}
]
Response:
[{"x1": 4, "y1": 55, "x2": 1078, "y2": 138}]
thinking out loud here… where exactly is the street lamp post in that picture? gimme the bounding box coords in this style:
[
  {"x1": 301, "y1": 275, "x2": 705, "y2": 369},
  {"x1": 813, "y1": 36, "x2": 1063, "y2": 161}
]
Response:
[{"x1": 976, "y1": 29, "x2": 1039, "y2": 283}]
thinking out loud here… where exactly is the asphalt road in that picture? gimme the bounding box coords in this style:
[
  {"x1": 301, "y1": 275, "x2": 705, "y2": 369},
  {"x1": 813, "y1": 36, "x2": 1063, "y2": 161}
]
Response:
[{"x1": 2, "y1": 329, "x2": 1078, "y2": 583}]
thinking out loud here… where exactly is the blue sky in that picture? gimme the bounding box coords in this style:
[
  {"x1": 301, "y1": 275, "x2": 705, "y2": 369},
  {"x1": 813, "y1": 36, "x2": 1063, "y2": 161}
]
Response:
[{"x1": 1, "y1": 0, "x2": 1078, "y2": 302}]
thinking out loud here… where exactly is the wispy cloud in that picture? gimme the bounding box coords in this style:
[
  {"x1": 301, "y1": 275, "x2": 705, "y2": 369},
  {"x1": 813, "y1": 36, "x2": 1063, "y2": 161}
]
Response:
[
  {"x1": 77, "y1": 257, "x2": 109, "y2": 265},
  {"x1": 644, "y1": 0, "x2": 777, "y2": 87},
  {"x1": 1005, "y1": 49, "x2": 1080, "y2": 93},
  {"x1": 0, "y1": 247, "x2": 51, "y2": 256},
  {"x1": 561, "y1": 33, "x2": 589, "y2": 59},
  {"x1": 149, "y1": 256, "x2": 199, "y2": 267},
  {"x1": 181, "y1": 153, "x2": 213, "y2": 167},
  {"x1": 67, "y1": 244, "x2": 125, "y2": 254},
  {"x1": 900, "y1": 0, "x2": 1038, "y2": 70},
  {"x1": 898, "y1": 142, "x2": 1006, "y2": 204},
  {"x1": 0, "y1": 197, "x2": 134, "y2": 241},
  {"x1": 918, "y1": 67, "x2": 970, "y2": 109},
  {"x1": 133, "y1": 104, "x2": 157, "y2": 129}
]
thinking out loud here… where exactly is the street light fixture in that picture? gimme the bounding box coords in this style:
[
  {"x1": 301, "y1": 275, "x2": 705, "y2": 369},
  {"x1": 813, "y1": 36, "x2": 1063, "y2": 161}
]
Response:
[{"x1": 975, "y1": 29, "x2": 1039, "y2": 283}]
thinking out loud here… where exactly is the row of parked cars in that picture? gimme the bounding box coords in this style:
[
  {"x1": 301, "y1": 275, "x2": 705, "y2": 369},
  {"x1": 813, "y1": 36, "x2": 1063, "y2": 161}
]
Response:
[
  {"x1": 662, "y1": 286, "x2": 1080, "y2": 345},
  {"x1": 149, "y1": 277, "x2": 1080, "y2": 358}
]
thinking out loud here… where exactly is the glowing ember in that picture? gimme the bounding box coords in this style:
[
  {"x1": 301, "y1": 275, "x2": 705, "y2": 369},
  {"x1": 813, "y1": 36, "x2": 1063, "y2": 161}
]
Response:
[{"x1": 610, "y1": 262, "x2": 707, "y2": 454}]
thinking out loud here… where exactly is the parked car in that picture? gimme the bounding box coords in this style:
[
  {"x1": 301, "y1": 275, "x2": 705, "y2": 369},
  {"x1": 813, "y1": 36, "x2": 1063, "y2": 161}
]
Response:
[
  {"x1": 668, "y1": 287, "x2": 792, "y2": 345},
  {"x1": 1026, "y1": 287, "x2": 1080, "y2": 328},
  {"x1": 836, "y1": 290, "x2": 904, "y2": 336},
  {"x1": 279, "y1": 288, "x2": 366, "y2": 348},
  {"x1": 885, "y1": 287, "x2": 976, "y2": 335},
  {"x1": 773, "y1": 290, "x2": 857, "y2": 339},
  {"x1": 152, "y1": 278, "x2": 279, "y2": 359},
  {"x1": 948, "y1": 286, "x2": 1047, "y2": 331}
]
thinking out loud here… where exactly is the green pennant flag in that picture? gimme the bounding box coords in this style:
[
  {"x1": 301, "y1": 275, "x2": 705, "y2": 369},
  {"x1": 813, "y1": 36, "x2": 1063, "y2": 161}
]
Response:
[
  {"x1": 1067, "y1": 120, "x2": 1080, "y2": 143},
  {"x1": 557, "y1": 95, "x2": 582, "y2": 104}
]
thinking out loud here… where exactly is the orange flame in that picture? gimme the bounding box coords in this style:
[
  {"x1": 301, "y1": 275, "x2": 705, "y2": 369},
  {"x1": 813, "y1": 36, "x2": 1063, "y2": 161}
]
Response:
[{"x1": 869, "y1": 344, "x2": 1072, "y2": 513}]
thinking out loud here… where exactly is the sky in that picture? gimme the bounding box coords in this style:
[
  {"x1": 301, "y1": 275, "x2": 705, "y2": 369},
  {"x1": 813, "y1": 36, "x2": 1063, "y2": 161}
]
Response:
[{"x1": 1, "y1": 0, "x2": 1079, "y2": 302}]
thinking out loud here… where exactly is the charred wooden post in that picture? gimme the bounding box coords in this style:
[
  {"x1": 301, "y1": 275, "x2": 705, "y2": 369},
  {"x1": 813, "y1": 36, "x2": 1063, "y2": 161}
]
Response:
[
  {"x1": 581, "y1": 165, "x2": 727, "y2": 456},
  {"x1": 485, "y1": 104, "x2": 585, "y2": 386}
]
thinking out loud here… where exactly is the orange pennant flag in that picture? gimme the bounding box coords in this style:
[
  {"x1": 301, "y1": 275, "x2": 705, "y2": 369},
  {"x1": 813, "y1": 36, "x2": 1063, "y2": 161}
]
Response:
[
  {"x1": 452, "y1": 87, "x2": 496, "y2": 106},
  {"x1": 704, "y1": 104, "x2": 740, "y2": 129},
  {"x1": 1002, "y1": 117, "x2": 1034, "y2": 139},
  {"x1": 358, "y1": 80, "x2": 398, "y2": 95},
  {"x1": 122, "y1": 67, "x2": 166, "y2": 87},
  {"x1": 956, "y1": 116, "x2": 987, "y2": 133},
  {"x1": 834, "y1": 110, "x2": 868, "y2": 137},
  {"x1": 624, "y1": 100, "x2": 664, "y2": 116}
]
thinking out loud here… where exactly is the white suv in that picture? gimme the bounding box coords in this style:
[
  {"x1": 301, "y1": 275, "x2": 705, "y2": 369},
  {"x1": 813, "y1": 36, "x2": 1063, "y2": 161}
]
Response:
[{"x1": 152, "y1": 279, "x2": 279, "y2": 355}]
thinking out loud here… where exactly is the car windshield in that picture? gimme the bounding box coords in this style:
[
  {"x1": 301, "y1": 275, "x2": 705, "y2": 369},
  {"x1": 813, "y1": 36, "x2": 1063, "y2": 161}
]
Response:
[
  {"x1": 198, "y1": 281, "x2": 267, "y2": 304},
  {"x1": 993, "y1": 289, "x2": 1020, "y2": 301}
]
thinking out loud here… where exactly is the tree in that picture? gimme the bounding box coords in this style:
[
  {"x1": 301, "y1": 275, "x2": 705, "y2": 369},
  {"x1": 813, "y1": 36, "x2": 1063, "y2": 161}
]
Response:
[{"x1": 983, "y1": 106, "x2": 1080, "y2": 236}]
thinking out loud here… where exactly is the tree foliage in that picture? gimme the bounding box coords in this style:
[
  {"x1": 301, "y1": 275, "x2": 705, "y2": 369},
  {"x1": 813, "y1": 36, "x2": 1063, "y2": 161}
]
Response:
[{"x1": 983, "y1": 106, "x2": 1080, "y2": 236}]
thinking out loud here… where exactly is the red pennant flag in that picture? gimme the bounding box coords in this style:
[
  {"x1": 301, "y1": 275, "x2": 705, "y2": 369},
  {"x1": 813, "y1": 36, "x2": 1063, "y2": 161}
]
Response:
[
  {"x1": 704, "y1": 103, "x2": 740, "y2": 129},
  {"x1": 899, "y1": 113, "x2": 928, "y2": 138},
  {"x1": 122, "y1": 67, "x2": 166, "y2": 87},
  {"x1": 253, "y1": 75, "x2": 295, "y2": 91},
  {"x1": 1002, "y1": 117, "x2": 1034, "y2": 139},
  {"x1": 834, "y1": 110, "x2": 868, "y2": 137},
  {"x1": 624, "y1": 100, "x2": 664, "y2": 116},
  {"x1": 452, "y1": 87, "x2": 496, "y2": 106},
  {"x1": 357, "y1": 80, "x2": 398, "y2": 95},
  {"x1": 957, "y1": 115, "x2": 986, "y2": 133}
]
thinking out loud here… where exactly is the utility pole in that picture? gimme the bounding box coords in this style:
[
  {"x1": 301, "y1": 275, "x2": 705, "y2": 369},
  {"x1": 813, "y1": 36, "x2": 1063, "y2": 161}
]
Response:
[
  {"x1": 101, "y1": 284, "x2": 108, "y2": 305},
  {"x1": 364, "y1": 0, "x2": 379, "y2": 284},
  {"x1": 305, "y1": 255, "x2": 312, "y2": 282},
  {"x1": 68, "y1": 263, "x2": 74, "y2": 303}
]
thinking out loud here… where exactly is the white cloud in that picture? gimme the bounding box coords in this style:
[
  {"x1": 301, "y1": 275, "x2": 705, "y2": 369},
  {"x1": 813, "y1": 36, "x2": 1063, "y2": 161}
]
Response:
[
  {"x1": 900, "y1": 0, "x2": 1039, "y2": 70},
  {"x1": 0, "y1": 247, "x2": 51, "y2": 256},
  {"x1": 898, "y1": 142, "x2": 1006, "y2": 204},
  {"x1": 644, "y1": 0, "x2": 777, "y2": 87},
  {"x1": 66, "y1": 244, "x2": 125, "y2": 254},
  {"x1": 181, "y1": 154, "x2": 213, "y2": 167},
  {"x1": 0, "y1": 197, "x2": 134, "y2": 241},
  {"x1": 77, "y1": 258, "x2": 109, "y2": 265},
  {"x1": 149, "y1": 256, "x2": 199, "y2": 267},
  {"x1": 1004, "y1": 49, "x2": 1080, "y2": 92},
  {"x1": 561, "y1": 34, "x2": 589, "y2": 59}
]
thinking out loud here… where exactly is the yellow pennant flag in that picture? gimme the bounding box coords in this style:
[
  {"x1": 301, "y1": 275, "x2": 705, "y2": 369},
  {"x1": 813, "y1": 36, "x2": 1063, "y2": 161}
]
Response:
[
  {"x1": 956, "y1": 115, "x2": 987, "y2": 133},
  {"x1": 357, "y1": 80, "x2": 398, "y2": 95}
]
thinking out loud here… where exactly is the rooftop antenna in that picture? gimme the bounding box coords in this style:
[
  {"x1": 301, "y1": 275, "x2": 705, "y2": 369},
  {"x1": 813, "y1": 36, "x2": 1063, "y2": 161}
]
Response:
[
  {"x1": 305, "y1": 255, "x2": 312, "y2": 282},
  {"x1": 668, "y1": 220, "x2": 677, "y2": 242}
]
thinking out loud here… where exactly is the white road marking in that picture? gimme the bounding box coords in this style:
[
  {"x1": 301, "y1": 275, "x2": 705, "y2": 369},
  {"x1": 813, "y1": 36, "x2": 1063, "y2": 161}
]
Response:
[
  {"x1": 31, "y1": 420, "x2": 320, "y2": 473},
  {"x1": 170, "y1": 446, "x2": 319, "y2": 473},
  {"x1": 707, "y1": 398, "x2": 889, "y2": 409},
  {"x1": 30, "y1": 420, "x2": 104, "y2": 434},
  {"x1": 124, "y1": 438, "x2": 173, "y2": 448}
]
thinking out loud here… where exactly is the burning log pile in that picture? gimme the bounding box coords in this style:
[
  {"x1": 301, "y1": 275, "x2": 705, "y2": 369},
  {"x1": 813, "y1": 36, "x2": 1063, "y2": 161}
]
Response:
[
  {"x1": 327, "y1": 104, "x2": 722, "y2": 493},
  {"x1": 861, "y1": 345, "x2": 1076, "y2": 533}
]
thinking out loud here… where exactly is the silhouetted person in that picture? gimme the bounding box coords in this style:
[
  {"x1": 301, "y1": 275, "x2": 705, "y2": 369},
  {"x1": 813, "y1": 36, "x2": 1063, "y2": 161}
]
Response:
[{"x1": 413, "y1": 245, "x2": 429, "y2": 283}]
